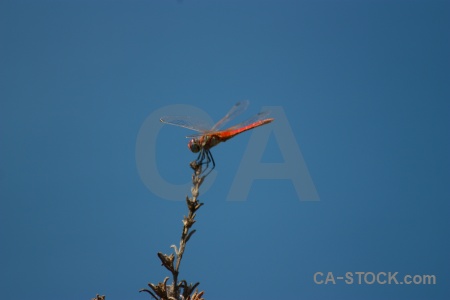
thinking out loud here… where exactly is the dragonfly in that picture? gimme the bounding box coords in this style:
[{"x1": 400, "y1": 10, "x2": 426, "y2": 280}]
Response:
[{"x1": 160, "y1": 100, "x2": 274, "y2": 175}]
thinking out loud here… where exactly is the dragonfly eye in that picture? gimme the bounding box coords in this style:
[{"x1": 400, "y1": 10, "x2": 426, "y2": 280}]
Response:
[{"x1": 188, "y1": 139, "x2": 200, "y2": 153}]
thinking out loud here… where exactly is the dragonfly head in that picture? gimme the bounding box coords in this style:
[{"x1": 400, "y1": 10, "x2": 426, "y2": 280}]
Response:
[{"x1": 188, "y1": 138, "x2": 201, "y2": 153}]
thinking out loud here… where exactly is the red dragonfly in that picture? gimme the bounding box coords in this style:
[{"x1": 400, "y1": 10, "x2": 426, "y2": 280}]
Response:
[{"x1": 160, "y1": 100, "x2": 274, "y2": 174}]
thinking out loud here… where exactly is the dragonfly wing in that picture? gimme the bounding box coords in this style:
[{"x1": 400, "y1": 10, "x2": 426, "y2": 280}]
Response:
[
  {"x1": 225, "y1": 110, "x2": 272, "y2": 131},
  {"x1": 160, "y1": 116, "x2": 212, "y2": 133},
  {"x1": 186, "y1": 132, "x2": 207, "y2": 138},
  {"x1": 210, "y1": 100, "x2": 250, "y2": 131}
]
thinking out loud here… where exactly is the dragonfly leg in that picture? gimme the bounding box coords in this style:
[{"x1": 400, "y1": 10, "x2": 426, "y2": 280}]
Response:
[
  {"x1": 193, "y1": 149, "x2": 208, "y2": 172},
  {"x1": 195, "y1": 151, "x2": 204, "y2": 166},
  {"x1": 202, "y1": 150, "x2": 215, "y2": 177},
  {"x1": 200, "y1": 149, "x2": 210, "y2": 174},
  {"x1": 208, "y1": 150, "x2": 215, "y2": 170},
  {"x1": 193, "y1": 149, "x2": 215, "y2": 176}
]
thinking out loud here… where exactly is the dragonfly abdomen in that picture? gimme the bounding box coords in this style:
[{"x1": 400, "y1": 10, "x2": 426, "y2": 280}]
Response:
[{"x1": 218, "y1": 118, "x2": 274, "y2": 141}]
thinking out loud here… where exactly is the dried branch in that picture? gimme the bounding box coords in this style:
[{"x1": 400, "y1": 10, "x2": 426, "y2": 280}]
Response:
[{"x1": 140, "y1": 160, "x2": 206, "y2": 300}]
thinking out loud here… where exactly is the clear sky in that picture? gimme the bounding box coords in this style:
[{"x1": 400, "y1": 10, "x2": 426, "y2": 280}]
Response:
[{"x1": 1, "y1": 0, "x2": 449, "y2": 299}]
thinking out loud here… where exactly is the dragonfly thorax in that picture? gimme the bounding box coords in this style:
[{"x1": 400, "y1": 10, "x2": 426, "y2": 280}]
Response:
[{"x1": 188, "y1": 135, "x2": 221, "y2": 153}]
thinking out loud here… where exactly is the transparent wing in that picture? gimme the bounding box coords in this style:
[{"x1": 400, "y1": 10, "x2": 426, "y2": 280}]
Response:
[
  {"x1": 210, "y1": 100, "x2": 250, "y2": 131},
  {"x1": 224, "y1": 110, "x2": 272, "y2": 131},
  {"x1": 160, "y1": 116, "x2": 213, "y2": 133}
]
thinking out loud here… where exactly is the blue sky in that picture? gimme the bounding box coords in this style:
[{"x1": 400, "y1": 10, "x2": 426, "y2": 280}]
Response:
[{"x1": 1, "y1": 0, "x2": 449, "y2": 299}]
